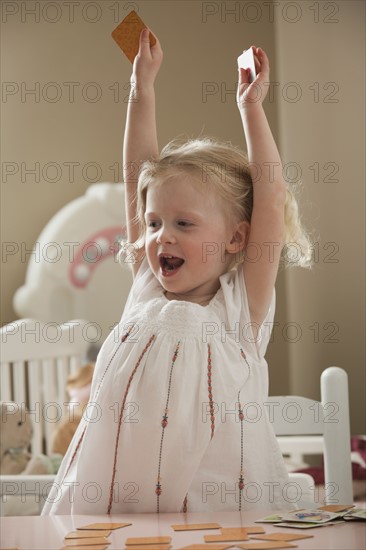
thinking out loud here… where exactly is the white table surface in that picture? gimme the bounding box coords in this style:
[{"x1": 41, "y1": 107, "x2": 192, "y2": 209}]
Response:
[{"x1": 1, "y1": 509, "x2": 365, "y2": 549}]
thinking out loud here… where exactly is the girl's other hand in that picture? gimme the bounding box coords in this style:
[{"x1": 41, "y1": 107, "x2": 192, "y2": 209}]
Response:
[
  {"x1": 237, "y1": 46, "x2": 270, "y2": 110},
  {"x1": 132, "y1": 28, "x2": 163, "y2": 87}
]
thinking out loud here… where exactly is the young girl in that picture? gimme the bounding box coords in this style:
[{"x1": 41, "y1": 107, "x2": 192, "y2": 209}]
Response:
[{"x1": 43, "y1": 29, "x2": 311, "y2": 515}]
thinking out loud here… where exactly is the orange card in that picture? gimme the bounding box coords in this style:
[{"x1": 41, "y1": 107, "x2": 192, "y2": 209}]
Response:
[
  {"x1": 204, "y1": 534, "x2": 249, "y2": 542},
  {"x1": 318, "y1": 504, "x2": 355, "y2": 513},
  {"x1": 77, "y1": 523, "x2": 131, "y2": 530},
  {"x1": 171, "y1": 523, "x2": 221, "y2": 531},
  {"x1": 179, "y1": 546, "x2": 232, "y2": 550},
  {"x1": 60, "y1": 547, "x2": 108, "y2": 550},
  {"x1": 65, "y1": 531, "x2": 111, "y2": 539},
  {"x1": 221, "y1": 527, "x2": 265, "y2": 535},
  {"x1": 251, "y1": 533, "x2": 313, "y2": 542},
  {"x1": 123, "y1": 547, "x2": 170, "y2": 550},
  {"x1": 63, "y1": 538, "x2": 110, "y2": 547},
  {"x1": 111, "y1": 10, "x2": 156, "y2": 63},
  {"x1": 125, "y1": 537, "x2": 171, "y2": 545},
  {"x1": 236, "y1": 542, "x2": 297, "y2": 550}
]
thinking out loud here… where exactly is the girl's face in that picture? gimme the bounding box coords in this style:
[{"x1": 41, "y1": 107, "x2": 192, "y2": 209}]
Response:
[{"x1": 144, "y1": 174, "x2": 236, "y2": 303}]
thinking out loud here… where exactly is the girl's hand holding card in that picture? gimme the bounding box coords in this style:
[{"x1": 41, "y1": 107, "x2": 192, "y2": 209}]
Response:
[
  {"x1": 112, "y1": 11, "x2": 163, "y2": 88},
  {"x1": 237, "y1": 45, "x2": 270, "y2": 109}
]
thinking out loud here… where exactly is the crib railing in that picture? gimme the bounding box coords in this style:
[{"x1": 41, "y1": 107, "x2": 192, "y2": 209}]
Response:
[{"x1": 1, "y1": 319, "x2": 91, "y2": 456}]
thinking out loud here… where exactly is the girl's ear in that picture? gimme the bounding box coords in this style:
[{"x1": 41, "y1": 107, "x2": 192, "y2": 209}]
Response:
[{"x1": 226, "y1": 221, "x2": 250, "y2": 254}]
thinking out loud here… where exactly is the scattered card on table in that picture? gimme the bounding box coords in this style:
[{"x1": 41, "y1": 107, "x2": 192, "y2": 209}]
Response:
[
  {"x1": 255, "y1": 514, "x2": 283, "y2": 523},
  {"x1": 221, "y1": 527, "x2": 265, "y2": 535},
  {"x1": 343, "y1": 508, "x2": 366, "y2": 520},
  {"x1": 275, "y1": 521, "x2": 344, "y2": 529},
  {"x1": 65, "y1": 531, "x2": 111, "y2": 539},
  {"x1": 251, "y1": 533, "x2": 313, "y2": 541},
  {"x1": 280, "y1": 509, "x2": 341, "y2": 524},
  {"x1": 179, "y1": 546, "x2": 232, "y2": 550},
  {"x1": 204, "y1": 533, "x2": 249, "y2": 542},
  {"x1": 123, "y1": 546, "x2": 171, "y2": 550},
  {"x1": 236, "y1": 542, "x2": 297, "y2": 549},
  {"x1": 125, "y1": 537, "x2": 171, "y2": 545},
  {"x1": 318, "y1": 504, "x2": 354, "y2": 513},
  {"x1": 172, "y1": 523, "x2": 221, "y2": 531},
  {"x1": 63, "y1": 538, "x2": 110, "y2": 547},
  {"x1": 77, "y1": 523, "x2": 131, "y2": 530},
  {"x1": 61, "y1": 547, "x2": 109, "y2": 550}
]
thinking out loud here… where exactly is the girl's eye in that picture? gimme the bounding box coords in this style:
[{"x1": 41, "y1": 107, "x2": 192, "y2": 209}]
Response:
[
  {"x1": 147, "y1": 221, "x2": 160, "y2": 229},
  {"x1": 177, "y1": 220, "x2": 192, "y2": 227}
]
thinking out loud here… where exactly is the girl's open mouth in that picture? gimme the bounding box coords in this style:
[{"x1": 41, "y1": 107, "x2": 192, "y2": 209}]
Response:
[{"x1": 159, "y1": 255, "x2": 184, "y2": 276}]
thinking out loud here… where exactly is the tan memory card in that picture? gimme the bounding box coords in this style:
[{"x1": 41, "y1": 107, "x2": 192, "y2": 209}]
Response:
[
  {"x1": 125, "y1": 537, "x2": 171, "y2": 545},
  {"x1": 112, "y1": 10, "x2": 156, "y2": 63},
  {"x1": 236, "y1": 542, "x2": 297, "y2": 550},
  {"x1": 171, "y1": 523, "x2": 221, "y2": 531},
  {"x1": 77, "y1": 523, "x2": 131, "y2": 530},
  {"x1": 251, "y1": 533, "x2": 313, "y2": 542},
  {"x1": 221, "y1": 527, "x2": 266, "y2": 535},
  {"x1": 179, "y1": 546, "x2": 232, "y2": 550},
  {"x1": 63, "y1": 538, "x2": 110, "y2": 547},
  {"x1": 65, "y1": 531, "x2": 111, "y2": 539},
  {"x1": 205, "y1": 533, "x2": 250, "y2": 542},
  {"x1": 318, "y1": 504, "x2": 354, "y2": 513}
]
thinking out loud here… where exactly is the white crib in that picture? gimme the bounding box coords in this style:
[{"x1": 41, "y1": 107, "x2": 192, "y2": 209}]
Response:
[{"x1": 0, "y1": 318, "x2": 90, "y2": 515}]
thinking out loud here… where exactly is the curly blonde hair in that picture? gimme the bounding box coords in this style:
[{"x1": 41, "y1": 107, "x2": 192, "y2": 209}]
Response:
[{"x1": 124, "y1": 137, "x2": 313, "y2": 268}]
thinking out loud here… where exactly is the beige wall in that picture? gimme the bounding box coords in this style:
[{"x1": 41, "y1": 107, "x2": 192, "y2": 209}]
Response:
[
  {"x1": 274, "y1": 0, "x2": 365, "y2": 433},
  {"x1": 1, "y1": 1, "x2": 364, "y2": 432}
]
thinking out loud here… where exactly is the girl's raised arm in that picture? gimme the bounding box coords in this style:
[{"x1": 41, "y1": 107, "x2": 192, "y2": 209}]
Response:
[
  {"x1": 123, "y1": 28, "x2": 163, "y2": 276},
  {"x1": 237, "y1": 47, "x2": 286, "y2": 328}
]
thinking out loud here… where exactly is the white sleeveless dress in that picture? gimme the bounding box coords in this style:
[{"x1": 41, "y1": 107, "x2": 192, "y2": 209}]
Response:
[{"x1": 43, "y1": 259, "x2": 293, "y2": 515}]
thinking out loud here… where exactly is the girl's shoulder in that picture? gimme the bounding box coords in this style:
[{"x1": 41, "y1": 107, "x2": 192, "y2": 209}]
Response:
[
  {"x1": 218, "y1": 263, "x2": 247, "y2": 305},
  {"x1": 216, "y1": 264, "x2": 276, "y2": 360}
]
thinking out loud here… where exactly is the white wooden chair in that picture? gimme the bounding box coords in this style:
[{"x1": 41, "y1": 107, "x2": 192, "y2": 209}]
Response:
[
  {"x1": 268, "y1": 366, "x2": 354, "y2": 505},
  {"x1": 0, "y1": 318, "x2": 90, "y2": 515}
]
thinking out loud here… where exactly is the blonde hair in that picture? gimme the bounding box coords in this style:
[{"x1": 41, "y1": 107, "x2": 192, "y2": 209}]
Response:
[{"x1": 124, "y1": 137, "x2": 313, "y2": 268}]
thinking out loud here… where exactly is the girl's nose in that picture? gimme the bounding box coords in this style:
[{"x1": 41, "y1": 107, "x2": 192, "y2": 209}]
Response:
[{"x1": 156, "y1": 225, "x2": 176, "y2": 245}]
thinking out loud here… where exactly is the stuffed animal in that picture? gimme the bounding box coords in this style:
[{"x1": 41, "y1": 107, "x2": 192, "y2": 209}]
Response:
[
  {"x1": 0, "y1": 402, "x2": 33, "y2": 474},
  {"x1": 0, "y1": 364, "x2": 94, "y2": 474},
  {"x1": 51, "y1": 363, "x2": 95, "y2": 456},
  {"x1": 0, "y1": 401, "x2": 62, "y2": 475}
]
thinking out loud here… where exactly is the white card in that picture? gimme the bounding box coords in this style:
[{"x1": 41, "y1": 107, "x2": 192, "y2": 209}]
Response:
[
  {"x1": 275, "y1": 520, "x2": 345, "y2": 529},
  {"x1": 281, "y1": 509, "x2": 341, "y2": 524},
  {"x1": 237, "y1": 47, "x2": 256, "y2": 83}
]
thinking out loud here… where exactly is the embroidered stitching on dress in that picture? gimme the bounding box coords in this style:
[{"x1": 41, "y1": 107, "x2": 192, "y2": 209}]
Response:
[
  {"x1": 60, "y1": 328, "x2": 134, "y2": 484},
  {"x1": 156, "y1": 341, "x2": 181, "y2": 513},
  {"x1": 94, "y1": 326, "x2": 133, "y2": 400},
  {"x1": 107, "y1": 333, "x2": 155, "y2": 514},
  {"x1": 207, "y1": 343, "x2": 215, "y2": 440},
  {"x1": 238, "y1": 347, "x2": 251, "y2": 511}
]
